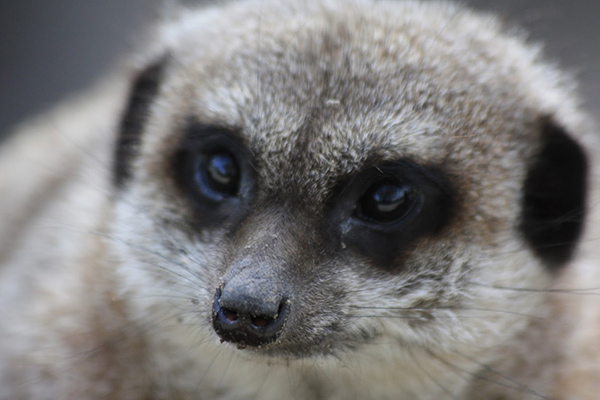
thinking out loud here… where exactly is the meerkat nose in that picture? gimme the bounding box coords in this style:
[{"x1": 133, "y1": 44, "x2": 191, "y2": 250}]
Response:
[{"x1": 212, "y1": 285, "x2": 290, "y2": 348}]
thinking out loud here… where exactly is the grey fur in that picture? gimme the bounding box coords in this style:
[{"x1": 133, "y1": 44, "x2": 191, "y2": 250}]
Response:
[{"x1": 0, "y1": 1, "x2": 599, "y2": 399}]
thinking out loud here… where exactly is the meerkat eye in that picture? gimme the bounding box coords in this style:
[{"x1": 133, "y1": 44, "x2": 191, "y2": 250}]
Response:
[
  {"x1": 355, "y1": 180, "x2": 416, "y2": 223},
  {"x1": 195, "y1": 152, "x2": 240, "y2": 200}
]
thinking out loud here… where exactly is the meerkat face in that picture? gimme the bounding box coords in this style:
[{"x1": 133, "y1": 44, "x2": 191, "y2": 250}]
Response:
[{"x1": 111, "y1": 0, "x2": 587, "y2": 361}]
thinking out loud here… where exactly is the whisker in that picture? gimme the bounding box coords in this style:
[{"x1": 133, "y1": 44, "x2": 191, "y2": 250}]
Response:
[
  {"x1": 429, "y1": 351, "x2": 553, "y2": 400},
  {"x1": 252, "y1": 364, "x2": 273, "y2": 400},
  {"x1": 475, "y1": 284, "x2": 600, "y2": 296},
  {"x1": 92, "y1": 230, "x2": 206, "y2": 290},
  {"x1": 349, "y1": 305, "x2": 546, "y2": 320},
  {"x1": 452, "y1": 350, "x2": 554, "y2": 400},
  {"x1": 408, "y1": 348, "x2": 460, "y2": 400}
]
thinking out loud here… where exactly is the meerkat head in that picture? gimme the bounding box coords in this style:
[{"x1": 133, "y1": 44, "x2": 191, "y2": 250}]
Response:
[{"x1": 110, "y1": 0, "x2": 588, "y2": 362}]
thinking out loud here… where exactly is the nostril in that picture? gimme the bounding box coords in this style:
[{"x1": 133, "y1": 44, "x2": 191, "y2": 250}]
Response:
[
  {"x1": 251, "y1": 315, "x2": 273, "y2": 328},
  {"x1": 223, "y1": 308, "x2": 238, "y2": 322},
  {"x1": 250, "y1": 298, "x2": 287, "y2": 328}
]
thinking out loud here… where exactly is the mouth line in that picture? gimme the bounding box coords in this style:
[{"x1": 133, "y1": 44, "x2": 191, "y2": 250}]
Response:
[{"x1": 212, "y1": 325, "x2": 380, "y2": 361}]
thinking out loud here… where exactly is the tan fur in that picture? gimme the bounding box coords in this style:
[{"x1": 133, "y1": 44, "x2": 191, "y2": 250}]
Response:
[{"x1": 1, "y1": 1, "x2": 599, "y2": 399}]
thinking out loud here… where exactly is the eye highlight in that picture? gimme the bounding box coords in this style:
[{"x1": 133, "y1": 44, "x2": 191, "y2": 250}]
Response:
[
  {"x1": 355, "y1": 180, "x2": 416, "y2": 224},
  {"x1": 195, "y1": 152, "x2": 240, "y2": 200}
]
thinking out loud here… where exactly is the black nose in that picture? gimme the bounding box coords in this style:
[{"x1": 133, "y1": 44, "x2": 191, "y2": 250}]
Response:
[{"x1": 213, "y1": 285, "x2": 290, "y2": 348}]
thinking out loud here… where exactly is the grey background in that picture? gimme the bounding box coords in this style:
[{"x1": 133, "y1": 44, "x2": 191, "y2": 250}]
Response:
[{"x1": 1, "y1": 1, "x2": 598, "y2": 137}]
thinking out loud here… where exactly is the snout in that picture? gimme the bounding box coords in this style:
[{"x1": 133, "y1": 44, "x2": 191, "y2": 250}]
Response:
[{"x1": 212, "y1": 283, "x2": 291, "y2": 348}]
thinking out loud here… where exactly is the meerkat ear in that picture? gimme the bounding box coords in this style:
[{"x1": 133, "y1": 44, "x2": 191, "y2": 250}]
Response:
[
  {"x1": 114, "y1": 56, "x2": 168, "y2": 187},
  {"x1": 520, "y1": 116, "x2": 588, "y2": 270}
]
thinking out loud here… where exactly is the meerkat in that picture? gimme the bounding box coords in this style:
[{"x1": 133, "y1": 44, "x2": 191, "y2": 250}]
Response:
[{"x1": 0, "y1": 0, "x2": 598, "y2": 399}]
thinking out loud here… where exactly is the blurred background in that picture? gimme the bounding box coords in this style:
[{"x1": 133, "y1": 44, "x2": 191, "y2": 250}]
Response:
[{"x1": 0, "y1": 0, "x2": 598, "y2": 137}]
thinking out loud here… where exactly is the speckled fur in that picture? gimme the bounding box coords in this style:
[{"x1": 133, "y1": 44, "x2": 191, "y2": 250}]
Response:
[{"x1": 0, "y1": 1, "x2": 599, "y2": 399}]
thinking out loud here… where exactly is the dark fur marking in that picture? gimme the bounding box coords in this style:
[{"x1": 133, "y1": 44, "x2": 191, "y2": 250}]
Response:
[
  {"x1": 172, "y1": 123, "x2": 256, "y2": 231},
  {"x1": 520, "y1": 117, "x2": 588, "y2": 269},
  {"x1": 114, "y1": 57, "x2": 168, "y2": 187},
  {"x1": 327, "y1": 160, "x2": 455, "y2": 269}
]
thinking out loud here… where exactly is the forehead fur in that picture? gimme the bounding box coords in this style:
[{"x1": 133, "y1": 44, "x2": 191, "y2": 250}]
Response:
[{"x1": 142, "y1": 0, "x2": 580, "y2": 207}]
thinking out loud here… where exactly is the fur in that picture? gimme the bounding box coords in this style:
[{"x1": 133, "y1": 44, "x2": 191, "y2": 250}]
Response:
[{"x1": 0, "y1": 1, "x2": 598, "y2": 399}]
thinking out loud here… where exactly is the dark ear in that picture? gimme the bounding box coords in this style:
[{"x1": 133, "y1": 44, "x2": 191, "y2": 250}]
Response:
[
  {"x1": 114, "y1": 56, "x2": 167, "y2": 187},
  {"x1": 520, "y1": 116, "x2": 588, "y2": 270}
]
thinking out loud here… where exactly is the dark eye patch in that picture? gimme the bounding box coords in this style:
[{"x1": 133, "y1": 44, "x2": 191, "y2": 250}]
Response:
[
  {"x1": 329, "y1": 160, "x2": 454, "y2": 268},
  {"x1": 172, "y1": 123, "x2": 255, "y2": 228}
]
